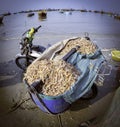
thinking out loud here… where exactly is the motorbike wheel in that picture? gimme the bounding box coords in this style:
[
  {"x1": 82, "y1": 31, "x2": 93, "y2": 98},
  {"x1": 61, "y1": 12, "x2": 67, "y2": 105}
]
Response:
[{"x1": 15, "y1": 56, "x2": 35, "y2": 71}]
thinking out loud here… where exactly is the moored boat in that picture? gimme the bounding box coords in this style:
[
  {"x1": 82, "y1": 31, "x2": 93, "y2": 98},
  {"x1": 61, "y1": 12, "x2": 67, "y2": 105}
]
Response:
[
  {"x1": 27, "y1": 13, "x2": 35, "y2": 17},
  {"x1": 38, "y1": 10, "x2": 47, "y2": 17},
  {"x1": 0, "y1": 16, "x2": 3, "y2": 24}
]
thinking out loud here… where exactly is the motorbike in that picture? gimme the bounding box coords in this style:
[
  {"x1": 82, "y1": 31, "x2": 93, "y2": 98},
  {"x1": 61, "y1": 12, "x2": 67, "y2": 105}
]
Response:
[
  {"x1": 15, "y1": 25, "x2": 46, "y2": 71},
  {"x1": 15, "y1": 29, "x2": 91, "y2": 71}
]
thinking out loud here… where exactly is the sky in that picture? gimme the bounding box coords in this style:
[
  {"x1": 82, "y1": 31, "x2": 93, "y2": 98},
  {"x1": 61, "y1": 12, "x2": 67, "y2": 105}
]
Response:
[{"x1": 0, "y1": 0, "x2": 120, "y2": 14}]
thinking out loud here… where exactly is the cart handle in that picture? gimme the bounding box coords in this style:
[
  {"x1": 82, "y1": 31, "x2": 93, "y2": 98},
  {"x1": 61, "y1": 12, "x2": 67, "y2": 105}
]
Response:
[{"x1": 97, "y1": 61, "x2": 112, "y2": 76}]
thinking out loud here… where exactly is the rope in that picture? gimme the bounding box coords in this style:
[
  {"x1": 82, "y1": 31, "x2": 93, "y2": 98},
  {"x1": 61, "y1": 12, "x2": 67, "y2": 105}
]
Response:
[
  {"x1": 57, "y1": 114, "x2": 63, "y2": 127},
  {"x1": 0, "y1": 37, "x2": 20, "y2": 40},
  {"x1": 0, "y1": 92, "x2": 37, "y2": 117}
]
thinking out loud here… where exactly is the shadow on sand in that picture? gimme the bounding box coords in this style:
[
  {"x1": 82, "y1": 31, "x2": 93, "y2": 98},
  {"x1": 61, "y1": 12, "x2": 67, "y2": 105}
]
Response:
[
  {"x1": 70, "y1": 66, "x2": 120, "y2": 111},
  {"x1": 0, "y1": 60, "x2": 23, "y2": 87}
]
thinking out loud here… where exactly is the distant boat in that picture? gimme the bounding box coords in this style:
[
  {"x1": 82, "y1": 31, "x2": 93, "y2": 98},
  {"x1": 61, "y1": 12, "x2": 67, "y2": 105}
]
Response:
[
  {"x1": 0, "y1": 16, "x2": 3, "y2": 24},
  {"x1": 38, "y1": 10, "x2": 47, "y2": 21},
  {"x1": 65, "y1": 11, "x2": 72, "y2": 15},
  {"x1": 27, "y1": 13, "x2": 35, "y2": 17},
  {"x1": 38, "y1": 10, "x2": 47, "y2": 17},
  {"x1": 80, "y1": 9, "x2": 87, "y2": 12},
  {"x1": 59, "y1": 10, "x2": 64, "y2": 13},
  {"x1": 94, "y1": 10, "x2": 100, "y2": 13},
  {"x1": 3, "y1": 12, "x2": 11, "y2": 16},
  {"x1": 114, "y1": 14, "x2": 120, "y2": 20}
]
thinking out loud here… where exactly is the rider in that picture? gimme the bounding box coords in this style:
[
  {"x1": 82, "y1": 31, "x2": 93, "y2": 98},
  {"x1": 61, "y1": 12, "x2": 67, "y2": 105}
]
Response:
[
  {"x1": 26, "y1": 27, "x2": 37, "y2": 47},
  {"x1": 20, "y1": 25, "x2": 41, "y2": 55}
]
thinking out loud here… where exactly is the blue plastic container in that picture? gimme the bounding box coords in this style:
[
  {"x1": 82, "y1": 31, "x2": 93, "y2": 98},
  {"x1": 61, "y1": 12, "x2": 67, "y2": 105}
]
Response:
[
  {"x1": 29, "y1": 92, "x2": 70, "y2": 114},
  {"x1": 24, "y1": 79, "x2": 70, "y2": 114}
]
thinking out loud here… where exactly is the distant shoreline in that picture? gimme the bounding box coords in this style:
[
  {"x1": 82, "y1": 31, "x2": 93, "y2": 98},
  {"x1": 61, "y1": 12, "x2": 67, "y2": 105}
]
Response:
[
  {"x1": 0, "y1": 8, "x2": 120, "y2": 15},
  {"x1": 0, "y1": 8, "x2": 120, "y2": 21}
]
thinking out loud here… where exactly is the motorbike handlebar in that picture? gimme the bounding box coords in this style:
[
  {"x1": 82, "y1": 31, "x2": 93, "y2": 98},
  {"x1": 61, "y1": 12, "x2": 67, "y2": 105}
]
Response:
[
  {"x1": 62, "y1": 46, "x2": 80, "y2": 61},
  {"x1": 35, "y1": 25, "x2": 41, "y2": 32},
  {"x1": 22, "y1": 25, "x2": 42, "y2": 36}
]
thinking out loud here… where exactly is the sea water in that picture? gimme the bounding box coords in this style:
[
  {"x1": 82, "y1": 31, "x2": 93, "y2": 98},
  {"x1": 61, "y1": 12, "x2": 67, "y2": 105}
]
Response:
[{"x1": 0, "y1": 11, "x2": 120, "y2": 62}]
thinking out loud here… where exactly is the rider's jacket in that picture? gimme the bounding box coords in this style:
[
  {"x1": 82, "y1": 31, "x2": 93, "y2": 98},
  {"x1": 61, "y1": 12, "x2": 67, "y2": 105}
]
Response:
[{"x1": 26, "y1": 28, "x2": 35, "y2": 42}]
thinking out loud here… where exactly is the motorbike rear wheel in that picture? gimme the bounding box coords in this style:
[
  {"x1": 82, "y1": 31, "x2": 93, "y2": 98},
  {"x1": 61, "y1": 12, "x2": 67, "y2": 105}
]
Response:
[{"x1": 15, "y1": 56, "x2": 35, "y2": 71}]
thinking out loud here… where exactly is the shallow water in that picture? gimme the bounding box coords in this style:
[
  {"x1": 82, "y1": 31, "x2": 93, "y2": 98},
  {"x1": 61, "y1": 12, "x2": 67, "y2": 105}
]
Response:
[{"x1": 0, "y1": 11, "x2": 120, "y2": 62}]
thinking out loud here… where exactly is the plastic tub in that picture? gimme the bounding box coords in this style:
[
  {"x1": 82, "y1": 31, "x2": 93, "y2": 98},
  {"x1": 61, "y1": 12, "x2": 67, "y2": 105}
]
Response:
[
  {"x1": 111, "y1": 50, "x2": 120, "y2": 62},
  {"x1": 25, "y1": 80, "x2": 70, "y2": 114},
  {"x1": 29, "y1": 92, "x2": 70, "y2": 114}
]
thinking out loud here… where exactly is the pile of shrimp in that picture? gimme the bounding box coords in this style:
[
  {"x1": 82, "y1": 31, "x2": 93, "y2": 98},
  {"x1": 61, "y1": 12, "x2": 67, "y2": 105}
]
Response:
[
  {"x1": 24, "y1": 59, "x2": 80, "y2": 96},
  {"x1": 59, "y1": 37, "x2": 96, "y2": 55}
]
